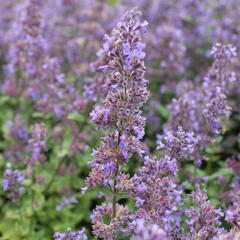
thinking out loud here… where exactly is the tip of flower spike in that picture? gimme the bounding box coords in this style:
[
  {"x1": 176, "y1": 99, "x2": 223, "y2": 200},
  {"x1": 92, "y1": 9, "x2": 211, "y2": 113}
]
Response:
[{"x1": 210, "y1": 43, "x2": 237, "y2": 59}]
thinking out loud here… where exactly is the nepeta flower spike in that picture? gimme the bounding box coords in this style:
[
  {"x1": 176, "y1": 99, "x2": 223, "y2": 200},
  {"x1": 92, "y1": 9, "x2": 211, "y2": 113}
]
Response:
[
  {"x1": 185, "y1": 185, "x2": 224, "y2": 239},
  {"x1": 85, "y1": 9, "x2": 148, "y2": 239}
]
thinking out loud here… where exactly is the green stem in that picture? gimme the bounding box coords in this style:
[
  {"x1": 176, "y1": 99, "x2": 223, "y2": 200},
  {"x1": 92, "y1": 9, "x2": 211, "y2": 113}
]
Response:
[{"x1": 44, "y1": 157, "x2": 65, "y2": 193}]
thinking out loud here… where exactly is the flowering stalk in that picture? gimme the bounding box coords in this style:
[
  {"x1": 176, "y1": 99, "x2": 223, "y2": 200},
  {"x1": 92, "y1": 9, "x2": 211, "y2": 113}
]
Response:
[
  {"x1": 185, "y1": 185, "x2": 224, "y2": 239},
  {"x1": 85, "y1": 9, "x2": 148, "y2": 239}
]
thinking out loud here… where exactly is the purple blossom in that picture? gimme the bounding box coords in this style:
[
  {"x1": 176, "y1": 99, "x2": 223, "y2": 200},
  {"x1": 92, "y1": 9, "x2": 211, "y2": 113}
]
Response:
[
  {"x1": 164, "y1": 43, "x2": 237, "y2": 166},
  {"x1": 2, "y1": 164, "x2": 24, "y2": 201},
  {"x1": 56, "y1": 196, "x2": 78, "y2": 211},
  {"x1": 225, "y1": 203, "x2": 240, "y2": 229},
  {"x1": 131, "y1": 155, "x2": 182, "y2": 228},
  {"x1": 185, "y1": 185, "x2": 224, "y2": 239},
  {"x1": 84, "y1": 10, "x2": 150, "y2": 239},
  {"x1": 157, "y1": 126, "x2": 197, "y2": 161},
  {"x1": 131, "y1": 219, "x2": 167, "y2": 240},
  {"x1": 91, "y1": 203, "x2": 132, "y2": 240},
  {"x1": 119, "y1": 135, "x2": 129, "y2": 160},
  {"x1": 54, "y1": 228, "x2": 88, "y2": 240},
  {"x1": 122, "y1": 42, "x2": 131, "y2": 55}
]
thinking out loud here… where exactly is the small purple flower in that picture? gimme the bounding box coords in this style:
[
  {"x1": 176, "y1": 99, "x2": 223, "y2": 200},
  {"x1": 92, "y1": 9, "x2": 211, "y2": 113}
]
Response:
[
  {"x1": 125, "y1": 55, "x2": 134, "y2": 70},
  {"x1": 56, "y1": 196, "x2": 78, "y2": 211},
  {"x1": 119, "y1": 135, "x2": 128, "y2": 160},
  {"x1": 122, "y1": 42, "x2": 131, "y2": 55}
]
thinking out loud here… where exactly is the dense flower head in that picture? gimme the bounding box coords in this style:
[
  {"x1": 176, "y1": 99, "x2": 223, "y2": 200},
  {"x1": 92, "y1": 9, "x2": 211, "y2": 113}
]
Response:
[
  {"x1": 87, "y1": 9, "x2": 149, "y2": 193},
  {"x1": 225, "y1": 203, "x2": 240, "y2": 229},
  {"x1": 90, "y1": 8, "x2": 149, "y2": 132},
  {"x1": 85, "y1": 166, "x2": 109, "y2": 189},
  {"x1": 91, "y1": 203, "x2": 132, "y2": 240},
  {"x1": 203, "y1": 90, "x2": 231, "y2": 136},
  {"x1": 131, "y1": 219, "x2": 167, "y2": 240},
  {"x1": 185, "y1": 185, "x2": 224, "y2": 239},
  {"x1": 132, "y1": 155, "x2": 182, "y2": 228},
  {"x1": 202, "y1": 43, "x2": 236, "y2": 136},
  {"x1": 90, "y1": 132, "x2": 144, "y2": 168},
  {"x1": 157, "y1": 126, "x2": 197, "y2": 161},
  {"x1": 225, "y1": 178, "x2": 240, "y2": 230},
  {"x1": 2, "y1": 164, "x2": 24, "y2": 201},
  {"x1": 53, "y1": 228, "x2": 88, "y2": 240},
  {"x1": 210, "y1": 43, "x2": 237, "y2": 63}
]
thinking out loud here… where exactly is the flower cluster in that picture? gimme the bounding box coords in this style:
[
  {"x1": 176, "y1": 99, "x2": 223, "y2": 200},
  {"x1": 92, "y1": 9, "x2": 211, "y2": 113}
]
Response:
[
  {"x1": 165, "y1": 43, "x2": 236, "y2": 166},
  {"x1": 5, "y1": 118, "x2": 29, "y2": 162},
  {"x1": 203, "y1": 43, "x2": 236, "y2": 135},
  {"x1": 88, "y1": 7, "x2": 148, "y2": 174},
  {"x1": 54, "y1": 228, "x2": 88, "y2": 240},
  {"x1": 2, "y1": 164, "x2": 24, "y2": 201},
  {"x1": 131, "y1": 219, "x2": 167, "y2": 240},
  {"x1": 185, "y1": 185, "x2": 224, "y2": 239},
  {"x1": 224, "y1": 177, "x2": 240, "y2": 230},
  {"x1": 91, "y1": 203, "x2": 132, "y2": 240},
  {"x1": 132, "y1": 155, "x2": 182, "y2": 230},
  {"x1": 225, "y1": 203, "x2": 240, "y2": 229},
  {"x1": 157, "y1": 126, "x2": 197, "y2": 161}
]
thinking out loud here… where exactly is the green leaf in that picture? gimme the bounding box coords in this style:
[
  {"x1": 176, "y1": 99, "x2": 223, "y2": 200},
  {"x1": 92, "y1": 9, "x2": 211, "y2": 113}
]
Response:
[
  {"x1": 157, "y1": 105, "x2": 169, "y2": 119},
  {"x1": 67, "y1": 113, "x2": 85, "y2": 123}
]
